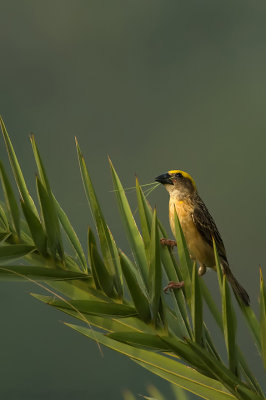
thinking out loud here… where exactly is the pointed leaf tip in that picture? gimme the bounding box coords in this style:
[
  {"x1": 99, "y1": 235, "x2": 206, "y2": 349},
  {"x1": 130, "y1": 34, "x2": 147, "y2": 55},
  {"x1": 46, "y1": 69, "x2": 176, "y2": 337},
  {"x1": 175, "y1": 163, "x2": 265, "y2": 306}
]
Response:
[
  {"x1": 74, "y1": 136, "x2": 79, "y2": 147},
  {"x1": 259, "y1": 267, "x2": 263, "y2": 282},
  {"x1": 110, "y1": 161, "x2": 149, "y2": 287}
]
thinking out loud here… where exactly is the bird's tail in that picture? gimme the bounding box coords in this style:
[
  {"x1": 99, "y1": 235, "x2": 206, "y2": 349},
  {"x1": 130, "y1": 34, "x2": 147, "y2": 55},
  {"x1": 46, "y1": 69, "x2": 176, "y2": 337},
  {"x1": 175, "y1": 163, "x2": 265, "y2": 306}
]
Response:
[{"x1": 222, "y1": 264, "x2": 250, "y2": 306}]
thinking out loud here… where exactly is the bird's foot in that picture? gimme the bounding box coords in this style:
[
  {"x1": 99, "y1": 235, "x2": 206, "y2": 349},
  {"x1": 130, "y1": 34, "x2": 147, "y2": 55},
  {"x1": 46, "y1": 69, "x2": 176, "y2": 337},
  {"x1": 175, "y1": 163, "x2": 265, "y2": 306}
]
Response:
[
  {"x1": 163, "y1": 281, "x2": 184, "y2": 293},
  {"x1": 160, "y1": 238, "x2": 177, "y2": 249}
]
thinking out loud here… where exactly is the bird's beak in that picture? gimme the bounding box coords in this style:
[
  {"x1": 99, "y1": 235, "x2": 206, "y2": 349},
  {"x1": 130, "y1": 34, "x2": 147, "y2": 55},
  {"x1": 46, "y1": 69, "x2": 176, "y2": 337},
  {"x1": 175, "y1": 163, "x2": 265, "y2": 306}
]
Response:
[{"x1": 155, "y1": 173, "x2": 173, "y2": 185}]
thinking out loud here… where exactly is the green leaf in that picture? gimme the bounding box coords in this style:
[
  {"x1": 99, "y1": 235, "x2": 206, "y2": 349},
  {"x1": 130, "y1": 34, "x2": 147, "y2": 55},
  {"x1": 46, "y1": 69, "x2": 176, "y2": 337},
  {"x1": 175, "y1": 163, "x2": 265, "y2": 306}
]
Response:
[
  {"x1": 20, "y1": 199, "x2": 47, "y2": 255},
  {"x1": 42, "y1": 303, "x2": 156, "y2": 334},
  {"x1": 204, "y1": 324, "x2": 222, "y2": 362},
  {"x1": 108, "y1": 332, "x2": 170, "y2": 351},
  {"x1": 64, "y1": 254, "x2": 84, "y2": 273},
  {"x1": 0, "y1": 265, "x2": 89, "y2": 281},
  {"x1": 260, "y1": 268, "x2": 266, "y2": 370},
  {"x1": 90, "y1": 243, "x2": 116, "y2": 298},
  {"x1": 149, "y1": 209, "x2": 162, "y2": 321},
  {"x1": 160, "y1": 245, "x2": 191, "y2": 339},
  {"x1": 136, "y1": 178, "x2": 152, "y2": 253},
  {"x1": 238, "y1": 352, "x2": 264, "y2": 397},
  {"x1": 0, "y1": 232, "x2": 12, "y2": 243},
  {"x1": 136, "y1": 183, "x2": 192, "y2": 337},
  {"x1": 134, "y1": 182, "x2": 188, "y2": 333},
  {"x1": 191, "y1": 262, "x2": 203, "y2": 344},
  {"x1": 76, "y1": 140, "x2": 123, "y2": 297},
  {"x1": 142, "y1": 359, "x2": 238, "y2": 400},
  {"x1": 0, "y1": 203, "x2": 10, "y2": 230},
  {"x1": 87, "y1": 227, "x2": 100, "y2": 288},
  {"x1": 0, "y1": 130, "x2": 264, "y2": 400},
  {"x1": 30, "y1": 136, "x2": 67, "y2": 261},
  {"x1": 202, "y1": 280, "x2": 264, "y2": 397},
  {"x1": 174, "y1": 210, "x2": 192, "y2": 302},
  {"x1": 187, "y1": 341, "x2": 262, "y2": 400},
  {"x1": 201, "y1": 280, "x2": 223, "y2": 329},
  {"x1": 136, "y1": 181, "x2": 190, "y2": 337},
  {"x1": 53, "y1": 196, "x2": 87, "y2": 271},
  {"x1": 161, "y1": 336, "x2": 214, "y2": 378},
  {"x1": 162, "y1": 306, "x2": 187, "y2": 338},
  {"x1": 109, "y1": 158, "x2": 148, "y2": 288},
  {"x1": 241, "y1": 305, "x2": 261, "y2": 352},
  {"x1": 0, "y1": 117, "x2": 39, "y2": 218},
  {"x1": 123, "y1": 390, "x2": 137, "y2": 400},
  {"x1": 48, "y1": 278, "x2": 111, "y2": 302},
  {"x1": 119, "y1": 250, "x2": 151, "y2": 323},
  {"x1": 30, "y1": 134, "x2": 51, "y2": 192},
  {"x1": 31, "y1": 135, "x2": 87, "y2": 268},
  {"x1": 66, "y1": 324, "x2": 237, "y2": 400},
  {"x1": 146, "y1": 385, "x2": 165, "y2": 400},
  {"x1": 136, "y1": 360, "x2": 237, "y2": 400},
  {"x1": 107, "y1": 225, "x2": 124, "y2": 296},
  {"x1": 222, "y1": 275, "x2": 238, "y2": 376},
  {"x1": 33, "y1": 294, "x2": 137, "y2": 317},
  {"x1": 0, "y1": 244, "x2": 35, "y2": 263},
  {"x1": 36, "y1": 177, "x2": 64, "y2": 260},
  {"x1": 171, "y1": 384, "x2": 190, "y2": 400},
  {"x1": 0, "y1": 161, "x2": 20, "y2": 236},
  {"x1": 213, "y1": 239, "x2": 223, "y2": 293}
]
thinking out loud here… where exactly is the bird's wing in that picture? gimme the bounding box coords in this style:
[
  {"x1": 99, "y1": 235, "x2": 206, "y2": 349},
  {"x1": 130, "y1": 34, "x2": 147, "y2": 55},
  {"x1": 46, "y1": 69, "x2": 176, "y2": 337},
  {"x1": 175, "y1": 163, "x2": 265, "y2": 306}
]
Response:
[{"x1": 191, "y1": 196, "x2": 228, "y2": 263}]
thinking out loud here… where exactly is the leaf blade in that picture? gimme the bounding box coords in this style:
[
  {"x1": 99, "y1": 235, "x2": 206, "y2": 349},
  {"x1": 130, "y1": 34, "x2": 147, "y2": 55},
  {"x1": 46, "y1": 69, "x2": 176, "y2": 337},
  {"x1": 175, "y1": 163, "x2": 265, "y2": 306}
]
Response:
[
  {"x1": 0, "y1": 117, "x2": 39, "y2": 217},
  {"x1": 90, "y1": 244, "x2": 116, "y2": 298},
  {"x1": 109, "y1": 158, "x2": 149, "y2": 288},
  {"x1": 0, "y1": 244, "x2": 35, "y2": 263},
  {"x1": 33, "y1": 295, "x2": 137, "y2": 317},
  {"x1": 259, "y1": 268, "x2": 266, "y2": 371},
  {"x1": 0, "y1": 161, "x2": 20, "y2": 236},
  {"x1": 108, "y1": 331, "x2": 170, "y2": 351},
  {"x1": 20, "y1": 199, "x2": 47, "y2": 255},
  {"x1": 0, "y1": 265, "x2": 90, "y2": 281},
  {"x1": 76, "y1": 140, "x2": 123, "y2": 296},
  {"x1": 174, "y1": 210, "x2": 192, "y2": 302},
  {"x1": 66, "y1": 324, "x2": 238, "y2": 400},
  {"x1": 149, "y1": 209, "x2": 162, "y2": 321},
  {"x1": 136, "y1": 180, "x2": 190, "y2": 336},
  {"x1": 192, "y1": 262, "x2": 203, "y2": 344},
  {"x1": 36, "y1": 177, "x2": 64, "y2": 260},
  {"x1": 222, "y1": 276, "x2": 238, "y2": 376},
  {"x1": 119, "y1": 250, "x2": 151, "y2": 323},
  {"x1": 53, "y1": 196, "x2": 87, "y2": 271}
]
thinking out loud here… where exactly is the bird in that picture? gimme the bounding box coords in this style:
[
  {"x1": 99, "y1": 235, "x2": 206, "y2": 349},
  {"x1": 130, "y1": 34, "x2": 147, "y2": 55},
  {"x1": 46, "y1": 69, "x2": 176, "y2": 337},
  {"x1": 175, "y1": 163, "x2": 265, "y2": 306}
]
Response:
[{"x1": 155, "y1": 169, "x2": 250, "y2": 306}]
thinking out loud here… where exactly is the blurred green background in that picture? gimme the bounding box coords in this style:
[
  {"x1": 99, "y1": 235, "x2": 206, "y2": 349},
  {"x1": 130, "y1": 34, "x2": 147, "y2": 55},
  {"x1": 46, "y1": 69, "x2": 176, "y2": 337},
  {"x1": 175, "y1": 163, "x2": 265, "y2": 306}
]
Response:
[{"x1": 1, "y1": 1, "x2": 266, "y2": 399}]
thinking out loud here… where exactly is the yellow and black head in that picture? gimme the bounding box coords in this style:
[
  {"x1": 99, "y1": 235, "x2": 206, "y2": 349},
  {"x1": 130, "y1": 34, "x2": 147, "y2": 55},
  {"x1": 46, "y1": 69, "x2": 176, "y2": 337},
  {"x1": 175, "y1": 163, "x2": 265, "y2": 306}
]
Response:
[{"x1": 155, "y1": 170, "x2": 196, "y2": 199}]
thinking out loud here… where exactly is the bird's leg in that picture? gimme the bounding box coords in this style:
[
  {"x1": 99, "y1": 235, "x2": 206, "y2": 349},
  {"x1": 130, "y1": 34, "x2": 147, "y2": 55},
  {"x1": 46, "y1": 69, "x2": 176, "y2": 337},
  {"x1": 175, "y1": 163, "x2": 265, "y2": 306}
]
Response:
[
  {"x1": 163, "y1": 280, "x2": 184, "y2": 293},
  {"x1": 160, "y1": 238, "x2": 177, "y2": 249},
  {"x1": 161, "y1": 244, "x2": 191, "y2": 293},
  {"x1": 163, "y1": 261, "x2": 206, "y2": 294},
  {"x1": 198, "y1": 265, "x2": 206, "y2": 276},
  {"x1": 161, "y1": 239, "x2": 182, "y2": 293}
]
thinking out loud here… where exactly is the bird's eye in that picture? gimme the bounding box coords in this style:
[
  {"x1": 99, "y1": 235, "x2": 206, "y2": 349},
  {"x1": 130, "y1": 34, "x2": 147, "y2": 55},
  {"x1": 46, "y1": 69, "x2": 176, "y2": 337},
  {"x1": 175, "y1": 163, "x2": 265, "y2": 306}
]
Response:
[{"x1": 175, "y1": 172, "x2": 183, "y2": 178}]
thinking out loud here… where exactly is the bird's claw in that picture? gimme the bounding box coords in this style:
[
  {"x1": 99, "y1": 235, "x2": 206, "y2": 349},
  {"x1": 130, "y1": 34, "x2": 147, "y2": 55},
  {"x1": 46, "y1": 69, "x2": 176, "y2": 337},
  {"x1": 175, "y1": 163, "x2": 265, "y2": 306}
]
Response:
[
  {"x1": 160, "y1": 238, "x2": 177, "y2": 249},
  {"x1": 163, "y1": 281, "x2": 184, "y2": 293}
]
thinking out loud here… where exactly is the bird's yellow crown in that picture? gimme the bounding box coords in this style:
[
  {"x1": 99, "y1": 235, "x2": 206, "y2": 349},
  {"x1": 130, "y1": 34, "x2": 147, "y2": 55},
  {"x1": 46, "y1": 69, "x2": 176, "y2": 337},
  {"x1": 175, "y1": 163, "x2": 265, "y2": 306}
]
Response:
[{"x1": 168, "y1": 170, "x2": 196, "y2": 189}]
